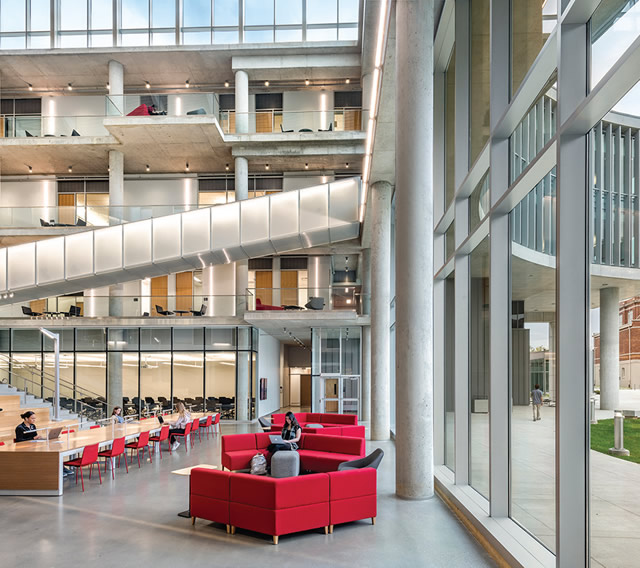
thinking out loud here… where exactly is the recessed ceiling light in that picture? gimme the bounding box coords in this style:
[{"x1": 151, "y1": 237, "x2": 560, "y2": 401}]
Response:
[
  {"x1": 185, "y1": 162, "x2": 190, "y2": 172},
  {"x1": 67, "y1": 83, "x2": 72, "y2": 91},
  {"x1": 185, "y1": 79, "x2": 190, "y2": 88},
  {"x1": 68, "y1": 165, "x2": 73, "y2": 173},
  {"x1": 305, "y1": 163, "x2": 309, "y2": 169},
  {"x1": 265, "y1": 164, "x2": 270, "y2": 170},
  {"x1": 225, "y1": 163, "x2": 230, "y2": 171},
  {"x1": 28, "y1": 165, "x2": 32, "y2": 173},
  {"x1": 106, "y1": 82, "x2": 110, "y2": 90},
  {"x1": 145, "y1": 81, "x2": 150, "y2": 89},
  {"x1": 28, "y1": 83, "x2": 33, "y2": 91},
  {"x1": 345, "y1": 78, "x2": 350, "y2": 84},
  {"x1": 305, "y1": 79, "x2": 310, "y2": 86},
  {"x1": 224, "y1": 80, "x2": 230, "y2": 87},
  {"x1": 146, "y1": 165, "x2": 150, "y2": 172},
  {"x1": 9, "y1": 292, "x2": 14, "y2": 298},
  {"x1": 345, "y1": 162, "x2": 349, "y2": 168},
  {"x1": 264, "y1": 80, "x2": 270, "y2": 87}
]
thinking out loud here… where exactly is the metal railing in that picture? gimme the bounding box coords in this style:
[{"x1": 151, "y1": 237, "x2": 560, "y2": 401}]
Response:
[
  {"x1": 0, "y1": 114, "x2": 109, "y2": 138},
  {"x1": 248, "y1": 287, "x2": 363, "y2": 313}
]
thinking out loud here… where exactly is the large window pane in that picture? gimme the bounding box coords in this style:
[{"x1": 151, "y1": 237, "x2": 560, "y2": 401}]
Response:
[
  {"x1": 339, "y1": 0, "x2": 359, "y2": 23},
  {"x1": 60, "y1": 0, "x2": 87, "y2": 30},
  {"x1": 76, "y1": 328, "x2": 106, "y2": 351},
  {"x1": 173, "y1": 327, "x2": 204, "y2": 350},
  {"x1": 206, "y1": 327, "x2": 236, "y2": 350},
  {"x1": 469, "y1": 237, "x2": 490, "y2": 499},
  {"x1": 245, "y1": 0, "x2": 273, "y2": 25},
  {"x1": 152, "y1": 0, "x2": 175, "y2": 27},
  {"x1": 140, "y1": 352, "x2": 171, "y2": 415},
  {"x1": 469, "y1": 172, "x2": 490, "y2": 233},
  {"x1": 510, "y1": 170, "x2": 557, "y2": 552},
  {"x1": 76, "y1": 352, "x2": 106, "y2": 400},
  {"x1": 275, "y1": 0, "x2": 301, "y2": 25},
  {"x1": 444, "y1": 272, "x2": 455, "y2": 471},
  {"x1": 140, "y1": 328, "x2": 172, "y2": 350},
  {"x1": 173, "y1": 352, "x2": 204, "y2": 409},
  {"x1": 307, "y1": 0, "x2": 336, "y2": 24},
  {"x1": 31, "y1": 0, "x2": 51, "y2": 31},
  {"x1": 205, "y1": 352, "x2": 236, "y2": 413},
  {"x1": 306, "y1": 26, "x2": 337, "y2": 41},
  {"x1": 183, "y1": 0, "x2": 210, "y2": 27},
  {"x1": 511, "y1": 0, "x2": 557, "y2": 96},
  {"x1": 1, "y1": 0, "x2": 25, "y2": 32},
  {"x1": 445, "y1": 46, "x2": 455, "y2": 209},
  {"x1": 470, "y1": 0, "x2": 490, "y2": 165},
  {"x1": 214, "y1": 0, "x2": 237, "y2": 25},
  {"x1": 120, "y1": 352, "x2": 140, "y2": 414},
  {"x1": 122, "y1": 0, "x2": 150, "y2": 29},
  {"x1": 244, "y1": 29, "x2": 273, "y2": 42},
  {"x1": 90, "y1": 0, "x2": 112, "y2": 29}
]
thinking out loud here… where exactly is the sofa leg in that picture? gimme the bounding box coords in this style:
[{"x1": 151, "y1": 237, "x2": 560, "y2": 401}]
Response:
[
  {"x1": 231, "y1": 526, "x2": 236, "y2": 535},
  {"x1": 273, "y1": 535, "x2": 279, "y2": 545},
  {"x1": 371, "y1": 517, "x2": 376, "y2": 525},
  {"x1": 191, "y1": 516, "x2": 196, "y2": 525},
  {"x1": 329, "y1": 524, "x2": 334, "y2": 534},
  {"x1": 324, "y1": 526, "x2": 329, "y2": 535},
  {"x1": 226, "y1": 524, "x2": 230, "y2": 534}
]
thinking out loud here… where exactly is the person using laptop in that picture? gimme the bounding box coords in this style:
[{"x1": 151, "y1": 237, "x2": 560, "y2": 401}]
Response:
[
  {"x1": 111, "y1": 406, "x2": 125, "y2": 424},
  {"x1": 169, "y1": 401, "x2": 191, "y2": 451},
  {"x1": 15, "y1": 411, "x2": 42, "y2": 442},
  {"x1": 267, "y1": 411, "x2": 301, "y2": 453}
]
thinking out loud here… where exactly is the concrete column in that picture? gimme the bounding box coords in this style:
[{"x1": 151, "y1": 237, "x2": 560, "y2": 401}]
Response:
[
  {"x1": 272, "y1": 256, "x2": 281, "y2": 306},
  {"x1": 600, "y1": 287, "x2": 620, "y2": 410},
  {"x1": 108, "y1": 60, "x2": 124, "y2": 115},
  {"x1": 108, "y1": 326, "x2": 124, "y2": 415},
  {"x1": 236, "y1": 328, "x2": 251, "y2": 421},
  {"x1": 235, "y1": 155, "x2": 249, "y2": 315},
  {"x1": 362, "y1": 71, "x2": 374, "y2": 125},
  {"x1": 235, "y1": 70, "x2": 249, "y2": 134},
  {"x1": 109, "y1": 150, "x2": 124, "y2": 222},
  {"x1": 361, "y1": 249, "x2": 372, "y2": 422},
  {"x1": 108, "y1": 283, "x2": 126, "y2": 317},
  {"x1": 370, "y1": 181, "x2": 392, "y2": 441},
  {"x1": 395, "y1": 0, "x2": 434, "y2": 499},
  {"x1": 307, "y1": 256, "x2": 332, "y2": 308}
]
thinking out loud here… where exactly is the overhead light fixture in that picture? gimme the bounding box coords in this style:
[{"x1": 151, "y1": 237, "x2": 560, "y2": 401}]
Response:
[
  {"x1": 345, "y1": 78, "x2": 350, "y2": 84},
  {"x1": 146, "y1": 165, "x2": 150, "y2": 172},
  {"x1": 67, "y1": 83, "x2": 73, "y2": 91},
  {"x1": 345, "y1": 162, "x2": 349, "y2": 168},
  {"x1": 185, "y1": 162, "x2": 190, "y2": 172},
  {"x1": 2, "y1": 294, "x2": 7, "y2": 299},
  {"x1": 305, "y1": 79, "x2": 310, "y2": 86},
  {"x1": 225, "y1": 163, "x2": 230, "y2": 171},
  {"x1": 107, "y1": 166, "x2": 110, "y2": 173},
  {"x1": 28, "y1": 83, "x2": 33, "y2": 91},
  {"x1": 224, "y1": 80, "x2": 230, "y2": 87},
  {"x1": 185, "y1": 79, "x2": 190, "y2": 88},
  {"x1": 68, "y1": 165, "x2": 73, "y2": 173},
  {"x1": 265, "y1": 164, "x2": 270, "y2": 170},
  {"x1": 264, "y1": 80, "x2": 270, "y2": 87},
  {"x1": 106, "y1": 82, "x2": 110, "y2": 90},
  {"x1": 145, "y1": 81, "x2": 150, "y2": 89},
  {"x1": 305, "y1": 163, "x2": 309, "y2": 169},
  {"x1": 28, "y1": 165, "x2": 32, "y2": 173},
  {"x1": 9, "y1": 292, "x2": 14, "y2": 298}
]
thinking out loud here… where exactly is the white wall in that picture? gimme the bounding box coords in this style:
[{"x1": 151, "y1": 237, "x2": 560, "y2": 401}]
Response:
[
  {"x1": 0, "y1": 180, "x2": 57, "y2": 225},
  {"x1": 283, "y1": 172, "x2": 335, "y2": 192},
  {"x1": 42, "y1": 95, "x2": 108, "y2": 136},
  {"x1": 123, "y1": 178, "x2": 198, "y2": 207},
  {"x1": 202, "y1": 263, "x2": 236, "y2": 316},
  {"x1": 257, "y1": 331, "x2": 281, "y2": 417},
  {"x1": 283, "y1": 91, "x2": 334, "y2": 131}
]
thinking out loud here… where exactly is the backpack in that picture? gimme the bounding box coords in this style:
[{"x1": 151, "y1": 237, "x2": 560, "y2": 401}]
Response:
[{"x1": 250, "y1": 453, "x2": 268, "y2": 475}]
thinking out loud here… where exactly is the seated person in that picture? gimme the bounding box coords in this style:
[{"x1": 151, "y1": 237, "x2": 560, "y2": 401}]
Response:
[
  {"x1": 111, "y1": 406, "x2": 124, "y2": 424},
  {"x1": 169, "y1": 402, "x2": 191, "y2": 451},
  {"x1": 268, "y1": 411, "x2": 301, "y2": 453},
  {"x1": 15, "y1": 411, "x2": 41, "y2": 442}
]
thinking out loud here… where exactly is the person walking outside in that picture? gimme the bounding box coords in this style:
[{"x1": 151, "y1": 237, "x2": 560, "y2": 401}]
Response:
[{"x1": 531, "y1": 384, "x2": 543, "y2": 421}]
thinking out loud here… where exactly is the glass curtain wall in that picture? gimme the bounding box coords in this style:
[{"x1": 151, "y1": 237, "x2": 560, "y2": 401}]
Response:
[
  {"x1": 469, "y1": 237, "x2": 490, "y2": 498},
  {"x1": 509, "y1": 171, "x2": 557, "y2": 552},
  {"x1": 470, "y1": 0, "x2": 491, "y2": 165}
]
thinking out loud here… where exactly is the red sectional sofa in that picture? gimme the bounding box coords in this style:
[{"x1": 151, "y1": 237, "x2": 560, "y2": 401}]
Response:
[
  {"x1": 190, "y1": 467, "x2": 376, "y2": 544},
  {"x1": 269, "y1": 424, "x2": 366, "y2": 438},
  {"x1": 221, "y1": 432, "x2": 365, "y2": 472},
  {"x1": 271, "y1": 412, "x2": 358, "y2": 428}
]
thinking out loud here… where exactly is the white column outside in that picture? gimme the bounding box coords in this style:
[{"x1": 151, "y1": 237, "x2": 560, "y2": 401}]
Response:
[{"x1": 600, "y1": 286, "x2": 620, "y2": 410}]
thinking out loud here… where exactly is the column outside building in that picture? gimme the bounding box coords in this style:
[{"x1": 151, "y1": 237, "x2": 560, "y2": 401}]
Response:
[
  {"x1": 600, "y1": 286, "x2": 620, "y2": 410},
  {"x1": 395, "y1": 0, "x2": 434, "y2": 499},
  {"x1": 370, "y1": 182, "x2": 392, "y2": 440}
]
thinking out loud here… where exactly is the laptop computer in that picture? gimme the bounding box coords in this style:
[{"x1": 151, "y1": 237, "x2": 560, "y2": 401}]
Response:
[
  {"x1": 157, "y1": 415, "x2": 164, "y2": 424},
  {"x1": 269, "y1": 434, "x2": 286, "y2": 444},
  {"x1": 47, "y1": 426, "x2": 63, "y2": 440}
]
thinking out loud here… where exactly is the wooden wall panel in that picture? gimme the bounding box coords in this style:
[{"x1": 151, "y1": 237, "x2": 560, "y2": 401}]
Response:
[
  {"x1": 57, "y1": 193, "x2": 75, "y2": 225},
  {"x1": 281, "y1": 271, "x2": 298, "y2": 306},
  {"x1": 255, "y1": 271, "x2": 273, "y2": 306},
  {"x1": 176, "y1": 271, "x2": 193, "y2": 311},
  {"x1": 151, "y1": 275, "x2": 168, "y2": 315}
]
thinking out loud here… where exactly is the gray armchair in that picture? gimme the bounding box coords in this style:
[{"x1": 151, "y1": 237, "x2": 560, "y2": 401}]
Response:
[
  {"x1": 337, "y1": 448, "x2": 384, "y2": 471},
  {"x1": 305, "y1": 296, "x2": 325, "y2": 310}
]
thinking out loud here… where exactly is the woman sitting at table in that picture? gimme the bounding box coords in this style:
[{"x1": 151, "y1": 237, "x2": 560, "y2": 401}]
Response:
[
  {"x1": 15, "y1": 411, "x2": 42, "y2": 442},
  {"x1": 169, "y1": 401, "x2": 191, "y2": 451},
  {"x1": 111, "y1": 406, "x2": 124, "y2": 424},
  {"x1": 267, "y1": 411, "x2": 301, "y2": 453}
]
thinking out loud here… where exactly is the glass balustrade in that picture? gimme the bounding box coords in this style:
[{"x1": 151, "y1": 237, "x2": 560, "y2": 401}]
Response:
[
  {"x1": 247, "y1": 287, "x2": 363, "y2": 313},
  {"x1": 219, "y1": 108, "x2": 363, "y2": 134},
  {"x1": 0, "y1": 115, "x2": 109, "y2": 137}
]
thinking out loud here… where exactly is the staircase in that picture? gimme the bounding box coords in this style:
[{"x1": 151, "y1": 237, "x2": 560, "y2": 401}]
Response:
[{"x1": 0, "y1": 381, "x2": 80, "y2": 421}]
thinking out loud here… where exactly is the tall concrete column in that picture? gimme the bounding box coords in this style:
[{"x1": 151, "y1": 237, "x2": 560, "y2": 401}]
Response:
[
  {"x1": 109, "y1": 150, "x2": 124, "y2": 222},
  {"x1": 235, "y1": 156, "x2": 249, "y2": 315},
  {"x1": 272, "y1": 256, "x2": 281, "y2": 306},
  {"x1": 108, "y1": 60, "x2": 124, "y2": 115},
  {"x1": 600, "y1": 287, "x2": 620, "y2": 410},
  {"x1": 395, "y1": 0, "x2": 434, "y2": 499},
  {"x1": 370, "y1": 181, "x2": 392, "y2": 441},
  {"x1": 236, "y1": 328, "x2": 251, "y2": 421},
  {"x1": 361, "y1": 249, "x2": 372, "y2": 422},
  {"x1": 235, "y1": 70, "x2": 249, "y2": 134},
  {"x1": 308, "y1": 256, "x2": 332, "y2": 308}
]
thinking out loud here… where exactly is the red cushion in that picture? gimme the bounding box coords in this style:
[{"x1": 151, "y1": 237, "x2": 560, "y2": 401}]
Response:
[
  {"x1": 230, "y1": 472, "x2": 329, "y2": 510},
  {"x1": 222, "y1": 450, "x2": 266, "y2": 471},
  {"x1": 127, "y1": 104, "x2": 150, "y2": 116},
  {"x1": 299, "y1": 450, "x2": 359, "y2": 472},
  {"x1": 190, "y1": 469, "x2": 231, "y2": 525},
  {"x1": 305, "y1": 413, "x2": 322, "y2": 423},
  {"x1": 255, "y1": 432, "x2": 272, "y2": 449},
  {"x1": 271, "y1": 413, "x2": 286, "y2": 425},
  {"x1": 319, "y1": 413, "x2": 358, "y2": 425},
  {"x1": 328, "y1": 469, "x2": 377, "y2": 526},
  {"x1": 301, "y1": 434, "x2": 364, "y2": 456},
  {"x1": 221, "y1": 433, "x2": 257, "y2": 453},
  {"x1": 230, "y1": 501, "x2": 329, "y2": 537},
  {"x1": 340, "y1": 425, "x2": 366, "y2": 438}
]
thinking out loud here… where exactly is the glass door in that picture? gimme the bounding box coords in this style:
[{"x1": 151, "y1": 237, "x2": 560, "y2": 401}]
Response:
[
  {"x1": 321, "y1": 376, "x2": 339, "y2": 413},
  {"x1": 319, "y1": 375, "x2": 360, "y2": 414}
]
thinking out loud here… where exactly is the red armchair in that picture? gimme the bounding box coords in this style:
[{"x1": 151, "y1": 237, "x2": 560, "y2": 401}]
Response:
[
  {"x1": 190, "y1": 468, "x2": 232, "y2": 533},
  {"x1": 327, "y1": 468, "x2": 377, "y2": 533},
  {"x1": 255, "y1": 298, "x2": 284, "y2": 311}
]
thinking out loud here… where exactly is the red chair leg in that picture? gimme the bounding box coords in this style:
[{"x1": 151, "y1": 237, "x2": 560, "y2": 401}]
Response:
[
  {"x1": 110, "y1": 457, "x2": 115, "y2": 480},
  {"x1": 80, "y1": 467, "x2": 85, "y2": 492},
  {"x1": 123, "y1": 452, "x2": 128, "y2": 473},
  {"x1": 97, "y1": 461, "x2": 102, "y2": 484}
]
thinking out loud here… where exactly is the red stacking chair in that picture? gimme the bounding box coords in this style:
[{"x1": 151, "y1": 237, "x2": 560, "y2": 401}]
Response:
[
  {"x1": 212, "y1": 413, "x2": 221, "y2": 434},
  {"x1": 98, "y1": 437, "x2": 128, "y2": 479},
  {"x1": 190, "y1": 418, "x2": 201, "y2": 447},
  {"x1": 66, "y1": 443, "x2": 101, "y2": 492},
  {"x1": 61, "y1": 429, "x2": 75, "y2": 434},
  {"x1": 125, "y1": 430, "x2": 152, "y2": 468},
  {"x1": 90, "y1": 425, "x2": 101, "y2": 429},
  {"x1": 171, "y1": 422, "x2": 191, "y2": 452},
  {"x1": 149, "y1": 425, "x2": 170, "y2": 459},
  {"x1": 202, "y1": 415, "x2": 213, "y2": 439}
]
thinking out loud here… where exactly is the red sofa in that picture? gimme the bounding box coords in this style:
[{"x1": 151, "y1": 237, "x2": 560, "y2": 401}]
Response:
[
  {"x1": 255, "y1": 298, "x2": 284, "y2": 311},
  {"x1": 271, "y1": 412, "x2": 358, "y2": 428},
  {"x1": 269, "y1": 424, "x2": 365, "y2": 438},
  {"x1": 127, "y1": 104, "x2": 151, "y2": 116},
  {"x1": 190, "y1": 467, "x2": 376, "y2": 543},
  {"x1": 221, "y1": 432, "x2": 365, "y2": 472}
]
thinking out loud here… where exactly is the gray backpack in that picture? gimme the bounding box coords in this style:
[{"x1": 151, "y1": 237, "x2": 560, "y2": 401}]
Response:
[{"x1": 250, "y1": 453, "x2": 268, "y2": 475}]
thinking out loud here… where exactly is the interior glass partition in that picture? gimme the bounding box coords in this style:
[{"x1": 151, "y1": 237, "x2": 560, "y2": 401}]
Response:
[{"x1": 510, "y1": 170, "x2": 557, "y2": 552}]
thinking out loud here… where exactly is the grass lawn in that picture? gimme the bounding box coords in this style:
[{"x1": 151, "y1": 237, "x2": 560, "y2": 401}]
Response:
[{"x1": 591, "y1": 418, "x2": 640, "y2": 464}]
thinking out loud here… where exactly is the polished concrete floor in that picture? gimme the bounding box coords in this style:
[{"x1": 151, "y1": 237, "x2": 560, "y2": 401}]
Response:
[{"x1": 1, "y1": 422, "x2": 496, "y2": 568}]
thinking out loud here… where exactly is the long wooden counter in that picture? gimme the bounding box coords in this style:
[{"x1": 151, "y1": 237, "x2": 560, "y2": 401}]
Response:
[{"x1": 0, "y1": 412, "x2": 206, "y2": 496}]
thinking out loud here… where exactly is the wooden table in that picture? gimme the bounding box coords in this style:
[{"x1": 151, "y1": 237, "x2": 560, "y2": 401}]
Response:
[{"x1": 0, "y1": 412, "x2": 206, "y2": 496}]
